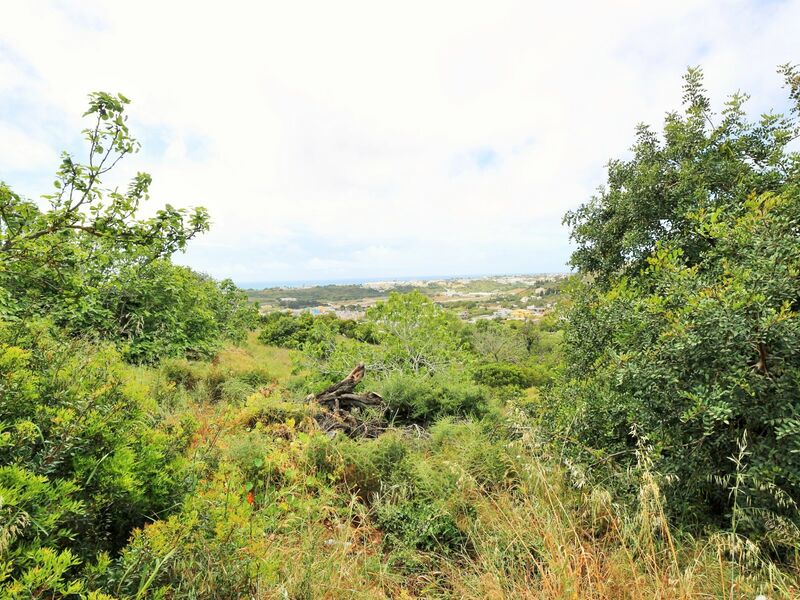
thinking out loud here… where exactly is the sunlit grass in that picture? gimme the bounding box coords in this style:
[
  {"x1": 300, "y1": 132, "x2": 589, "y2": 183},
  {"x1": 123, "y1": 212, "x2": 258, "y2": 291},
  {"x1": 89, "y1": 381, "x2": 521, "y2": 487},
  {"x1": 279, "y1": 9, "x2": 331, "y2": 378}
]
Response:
[{"x1": 216, "y1": 331, "x2": 295, "y2": 384}]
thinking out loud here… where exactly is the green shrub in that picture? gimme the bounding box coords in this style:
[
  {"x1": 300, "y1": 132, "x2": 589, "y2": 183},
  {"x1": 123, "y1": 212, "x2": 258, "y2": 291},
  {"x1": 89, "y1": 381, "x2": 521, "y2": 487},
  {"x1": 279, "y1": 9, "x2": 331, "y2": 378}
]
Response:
[
  {"x1": 111, "y1": 469, "x2": 262, "y2": 599},
  {"x1": 340, "y1": 320, "x2": 380, "y2": 344},
  {"x1": 429, "y1": 419, "x2": 515, "y2": 489},
  {"x1": 370, "y1": 439, "x2": 477, "y2": 556},
  {"x1": 104, "y1": 261, "x2": 257, "y2": 364},
  {"x1": 239, "y1": 393, "x2": 317, "y2": 429},
  {"x1": 366, "y1": 291, "x2": 470, "y2": 374},
  {"x1": 161, "y1": 358, "x2": 272, "y2": 405},
  {"x1": 0, "y1": 323, "x2": 192, "y2": 591},
  {"x1": 218, "y1": 377, "x2": 257, "y2": 405},
  {"x1": 235, "y1": 367, "x2": 273, "y2": 387},
  {"x1": 304, "y1": 430, "x2": 413, "y2": 500},
  {"x1": 375, "y1": 498, "x2": 468, "y2": 555},
  {"x1": 162, "y1": 357, "x2": 207, "y2": 389},
  {"x1": 377, "y1": 372, "x2": 489, "y2": 424},
  {"x1": 472, "y1": 362, "x2": 534, "y2": 389},
  {"x1": 259, "y1": 312, "x2": 315, "y2": 348},
  {"x1": 524, "y1": 361, "x2": 557, "y2": 388}
]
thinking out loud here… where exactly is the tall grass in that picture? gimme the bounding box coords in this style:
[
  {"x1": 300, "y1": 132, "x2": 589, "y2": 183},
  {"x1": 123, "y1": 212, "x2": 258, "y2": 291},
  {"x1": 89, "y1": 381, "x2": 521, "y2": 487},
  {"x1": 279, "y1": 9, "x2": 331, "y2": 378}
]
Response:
[{"x1": 110, "y1": 344, "x2": 799, "y2": 599}]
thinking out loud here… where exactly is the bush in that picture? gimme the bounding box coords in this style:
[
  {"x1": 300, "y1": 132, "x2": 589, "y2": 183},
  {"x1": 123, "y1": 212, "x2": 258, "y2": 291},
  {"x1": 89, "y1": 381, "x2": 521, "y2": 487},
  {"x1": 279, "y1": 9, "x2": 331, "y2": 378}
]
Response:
[
  {"x1": 305, "y1": 429, "x2": 475, "y2": 557},
  {"x1": 258, "y1": 311, "x2": 380, "y2": 352},
  {"x1": 101, "y1": 261, "x2": 258, "y2": 363},
  {"x1": 376, "y1": 372, "x2": 489, "y2": 424},
  {"x1": 429, "y1": 419, "x2": 515, "y2": 489},
  {"x1": 161, "y1": 357, "x2": 273, "y2": 405},
  {"x1": 218, "y1": 377, "x2": 257, "y2": 405},
  {"x1": 375, "y1": 498, "x2": 468, "y2": 555},
  {"x1": 111, "y1": 469, "x2": 263, "y2": 599},
  {"x1": 0, "y1": 92, "x2": 255, "y2": 365},
  {"x1": 472, "y1": 363, "x2": 534, "y2": 389},
  {"x1": 366, "y1": 291, "x2": 469, "y2": 374},
  {"x1": 259, "y1": 312, "x2": 315, "y2": 348},
  {"x1": 162, "y1": 357, "x2": 207, "y2": 389},
  {"x1": 235, "y1": 367, "x2": 273, "y2": 387},
  {"x1": 239, "y1": 393, "x2": 318, "y2": 429},
  {"x1": 303, "y1": 430, "x2": 412, "y2": 500},
  {"x1": 0, "y1": 323, "x2": 192, "y2": 592}
]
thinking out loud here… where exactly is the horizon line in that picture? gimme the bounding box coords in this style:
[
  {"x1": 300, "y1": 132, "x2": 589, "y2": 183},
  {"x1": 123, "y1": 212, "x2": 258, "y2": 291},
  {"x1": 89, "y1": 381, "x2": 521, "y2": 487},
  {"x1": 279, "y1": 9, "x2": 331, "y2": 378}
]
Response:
[{"x1": 238, "y1": 271, "x2": 571, "y2": 290}]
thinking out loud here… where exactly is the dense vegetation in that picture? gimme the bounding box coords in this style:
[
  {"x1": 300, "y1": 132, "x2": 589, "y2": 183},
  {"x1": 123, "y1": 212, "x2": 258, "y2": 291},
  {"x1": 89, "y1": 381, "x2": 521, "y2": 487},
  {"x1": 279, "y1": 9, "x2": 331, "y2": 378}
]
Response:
[
  {"x1": 560, "y1": 66, "x2": 800, "y2": 550},
  {"x1": 0, "y1": 93, "x2": 258, "y2": 597},
  {"x1": 247, "y1": 284, "x2": 432, "y2": 309},
  {"x1": 1, "y1": 69, "x2": 799, "y2": 598}
]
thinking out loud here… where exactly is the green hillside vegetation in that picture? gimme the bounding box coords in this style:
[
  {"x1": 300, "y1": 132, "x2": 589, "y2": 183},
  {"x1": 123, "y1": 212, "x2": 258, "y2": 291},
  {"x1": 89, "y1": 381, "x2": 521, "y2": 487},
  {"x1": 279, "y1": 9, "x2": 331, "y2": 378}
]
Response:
[
  {"x1": 247, "y1": 285, "x2": 390, "y2": 309},
  {"x1": 1, "y1": 68, "x2": 800, "y2": 598},
  {"x1": 247, "y1": 284, "x2": 445, "y2": 309},
  {"x1": 245, "y1": 276, "x2": 562, "y2": 313}
]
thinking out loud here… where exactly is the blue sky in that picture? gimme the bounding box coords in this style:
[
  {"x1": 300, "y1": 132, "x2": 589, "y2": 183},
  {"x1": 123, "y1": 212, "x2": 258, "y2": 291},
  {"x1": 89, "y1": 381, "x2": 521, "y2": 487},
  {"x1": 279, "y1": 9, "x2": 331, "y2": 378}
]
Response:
[{"x1": 1, "y1": 0, "x2": 798, "y2": 284}]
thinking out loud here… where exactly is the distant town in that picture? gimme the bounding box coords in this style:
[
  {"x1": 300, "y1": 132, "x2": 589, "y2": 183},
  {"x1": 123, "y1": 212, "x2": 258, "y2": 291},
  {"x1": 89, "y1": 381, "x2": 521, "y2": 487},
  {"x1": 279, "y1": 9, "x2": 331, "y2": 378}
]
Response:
[{"x1": 246, "y1": 273, "x2": 569, "y2": 322}]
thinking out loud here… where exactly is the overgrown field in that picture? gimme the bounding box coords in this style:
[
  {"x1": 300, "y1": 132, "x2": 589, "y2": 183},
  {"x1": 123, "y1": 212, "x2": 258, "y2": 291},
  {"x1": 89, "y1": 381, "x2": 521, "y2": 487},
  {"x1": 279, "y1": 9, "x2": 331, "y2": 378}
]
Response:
[
  {"x1": 3, "y1": 69, "x2": 800, "y2": 598},
  {"x1": 4, "y1": 327, "x2": 798, "y2": 598}
]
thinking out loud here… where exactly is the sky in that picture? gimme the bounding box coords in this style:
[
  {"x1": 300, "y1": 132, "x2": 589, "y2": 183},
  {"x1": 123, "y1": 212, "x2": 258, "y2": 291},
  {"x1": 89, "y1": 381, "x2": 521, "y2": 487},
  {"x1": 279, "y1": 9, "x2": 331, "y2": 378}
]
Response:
[{"x1": 1, "y1": 1, "x2": 799, "y2": 285}]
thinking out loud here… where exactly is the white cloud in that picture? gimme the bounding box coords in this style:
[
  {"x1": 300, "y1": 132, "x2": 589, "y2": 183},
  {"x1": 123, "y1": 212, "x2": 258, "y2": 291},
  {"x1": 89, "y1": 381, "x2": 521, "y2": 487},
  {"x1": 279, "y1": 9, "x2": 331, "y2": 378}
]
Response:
[
  {"x1": 1, "y1": 0, "x2": 798, "y2": 282},
  {"x1": 0, "y1": 123, "x2": 55, "y2": 170}
]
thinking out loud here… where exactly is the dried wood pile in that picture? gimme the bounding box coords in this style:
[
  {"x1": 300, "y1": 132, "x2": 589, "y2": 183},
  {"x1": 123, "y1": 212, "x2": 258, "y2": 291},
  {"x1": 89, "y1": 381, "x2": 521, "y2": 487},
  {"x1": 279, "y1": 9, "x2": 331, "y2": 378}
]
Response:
[{"x1": 306, "y1": 364, "x2": 386, "y2": 437}]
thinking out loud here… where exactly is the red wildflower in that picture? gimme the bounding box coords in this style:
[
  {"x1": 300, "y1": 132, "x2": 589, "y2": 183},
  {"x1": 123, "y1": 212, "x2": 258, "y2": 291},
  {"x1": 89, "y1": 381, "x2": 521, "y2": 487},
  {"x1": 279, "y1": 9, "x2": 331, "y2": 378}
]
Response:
[{"x1": 246, "y1": 491, "x2": 255, "y2": 506}]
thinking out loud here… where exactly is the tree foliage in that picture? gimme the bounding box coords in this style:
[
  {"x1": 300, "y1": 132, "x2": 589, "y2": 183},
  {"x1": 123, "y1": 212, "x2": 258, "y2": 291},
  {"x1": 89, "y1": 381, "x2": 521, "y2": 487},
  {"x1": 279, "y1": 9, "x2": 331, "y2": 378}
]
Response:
[
  {"x1": 0, "y1": 92, "x2": 256, "y2": 362},
  {"x1": 472, "y1": 362, "x2": 534, "y2": 389},
  {"x1": 0, "y1": 92, "x2": 260, "y2": 590},
  {"x1": 99, "y1": 261, "x2": 258, "y2": 363},
  {"x1": 559, "y1": 66, "x2": 800, "y2": 545},
  {"x1": 0, "y1": 93, "x2": 209, "y2": 318},
  {"x1": 470, "y1": 319, "x2": 528, "y2": 364},
  {"x1": 564, "y1": 66, "x2": 800, "y2": 286},
  {"x1": 365, "y1": 291, "x2": 468, "y2": 375}
]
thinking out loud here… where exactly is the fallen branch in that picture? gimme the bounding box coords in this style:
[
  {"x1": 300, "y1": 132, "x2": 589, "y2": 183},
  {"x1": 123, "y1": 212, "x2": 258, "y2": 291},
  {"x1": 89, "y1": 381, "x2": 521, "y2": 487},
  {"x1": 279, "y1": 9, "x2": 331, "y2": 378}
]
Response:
[{"x1": 306, "y1": 364, "x2": 386, "y2": 437}]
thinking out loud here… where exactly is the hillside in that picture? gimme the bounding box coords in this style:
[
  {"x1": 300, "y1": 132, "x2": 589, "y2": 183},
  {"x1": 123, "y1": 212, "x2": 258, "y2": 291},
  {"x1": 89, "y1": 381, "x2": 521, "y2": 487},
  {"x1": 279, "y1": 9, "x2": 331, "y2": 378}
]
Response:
[
  {"x1": 10, "y1": 330, "x2": 786, "y2": 598},
  {"x1": 2, "y1": 69, "x2": 800, "y2": 599},
  {"x1": 246, "y1": 274, "x2": 566, "y2": 322}
]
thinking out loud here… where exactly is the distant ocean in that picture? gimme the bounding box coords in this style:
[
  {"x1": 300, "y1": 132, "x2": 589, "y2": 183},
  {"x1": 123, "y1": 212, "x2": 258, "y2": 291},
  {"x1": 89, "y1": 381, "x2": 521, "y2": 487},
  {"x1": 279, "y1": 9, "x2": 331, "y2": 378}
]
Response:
[{"x1": 238, "y1": 273, "x2": 561, "y2": 290}]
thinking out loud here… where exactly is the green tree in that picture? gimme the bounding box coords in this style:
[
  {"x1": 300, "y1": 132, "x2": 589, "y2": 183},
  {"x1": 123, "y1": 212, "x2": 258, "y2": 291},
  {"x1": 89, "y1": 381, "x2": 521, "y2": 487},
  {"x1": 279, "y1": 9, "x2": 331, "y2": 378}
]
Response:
[
  {"x1": 100, "y1": 261, "x2": 258, "y2": 362},
  {"x1": 259, "y1": 312, "x2": 316, "y2": 349},
  {"x1": 471, "y1": 362, "x2": 533, "y2": 389},
  {"x1": 470, "y1": 319, "x2": 528, "y2": 364},
  {"x1": 0, "y1": 92, "x2": 209, "y2": 327},
  {"x1": 366, "y1": 291, "x2": 467, "y2": 375},
  {"x1": 564, "y1": 66, "x2": 800, "y2": 286},
  {"x1": 0, "y1": 92, "x2": 257, "y2": 362},
  {"x1": 558, "y1": 66, "x2": 800, "y2": 544}
]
